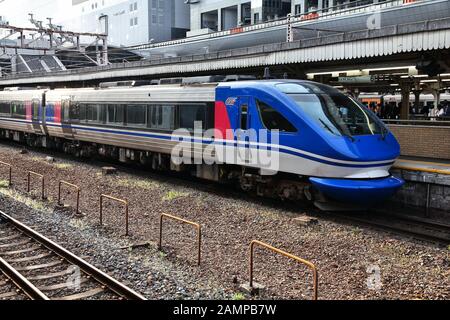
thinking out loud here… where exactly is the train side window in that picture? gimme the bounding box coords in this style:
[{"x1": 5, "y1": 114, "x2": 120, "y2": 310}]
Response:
[
  {"x1": 79, "y1": 104, "x2": 86, "y2": 121},
  {"x1": 12, "y1": 101, "x2": 26, "y2": 119},
  {"x1": 107, "y1": 104, "x2": 124, "y2": 125},
  {"x1": 62, "y1": 100, "x2": 71, "y2": 122},
  {"x1": 240, "y1": 104, "x2": 248, "y2": 130},
  {"x1": 256, "y1": 99, "x2": 297, "y2": 133},
  {"x1": 127, "y1": 104, "x2": 147, "y2": 127},
  {"x1": 0, "y1": 101, "x2": 10, "y2": 115},
  {"x1": 179, "y1": 104, "x2": 206, "y2": 131},
  {"x1": 148, "y1": 105, "x2": 175, "y2": 130},
  {"x1": 32, "y1": 100, "x2": 40, "y2": 121},
  {"x1": 69, "y1": 102, "x2": 81, "y2": 123},
  {"x1": 86, "y1": 104, "x2": 100, "y2": 123}
]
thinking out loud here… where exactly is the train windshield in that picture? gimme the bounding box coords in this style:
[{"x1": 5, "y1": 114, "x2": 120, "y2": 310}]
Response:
[{"x1": 277, "y1": 83, "x2": 385, "y2": 137}]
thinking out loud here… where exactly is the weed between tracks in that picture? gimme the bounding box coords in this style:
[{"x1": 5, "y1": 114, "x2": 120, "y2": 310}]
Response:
[
  {"x1": 232, "y1": 293, "x2": 246, "y2": 301},
  {"x1": 0, "y1": 187, "x2": 50, "y2": 213},
  {"x1": 0, "y1": 180, "x2": 8, "y2": 188},
  {"x1": 114, "y1": 178, "x2": 158, "y2": 191},
  {"x1": 54, "y1": 163, "x2": 74, "y2": 170},
  {"x1": 163, "y1": 190, "x2": 189, "y2": 202}
]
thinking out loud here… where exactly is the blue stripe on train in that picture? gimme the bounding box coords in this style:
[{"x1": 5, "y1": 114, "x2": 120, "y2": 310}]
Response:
[{"x1": 0, "y1": 118, "x2": 394, "y2": 169}]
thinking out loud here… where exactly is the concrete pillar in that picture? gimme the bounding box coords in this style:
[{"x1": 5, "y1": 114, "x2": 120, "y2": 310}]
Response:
[
  {"x1": 400, "y1": 85, "x2": 411, "y2": 120},
  {"x1": 329, "y1": 0, "x2": 336, "y2": 11},
  {"x1": 218, "y1": 8, "x2": 222, "y2": 31},
  {"x1": 298, "y1": 0, "x2": 306, "y2": 14},
  {"x1": 318, "y1": 0, "x2": 324, "y2": 11},
  {"x1": 237, "y1": 4, "x2": 242, "y2": 25},
  {"x1": 413, "y1": 90, "x2": 421, "y2": 114},
  {"x1": 431, "y1": 90, "x2": 441, "y2": 119}
]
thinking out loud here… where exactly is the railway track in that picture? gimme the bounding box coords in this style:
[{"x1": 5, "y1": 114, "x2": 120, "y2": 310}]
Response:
[
  {"x1": 334, "y1": 210, "x2": 450, "y2": 245},
  {"x1": 0, "y1": 210, "x2": 146, "y2": 300}
]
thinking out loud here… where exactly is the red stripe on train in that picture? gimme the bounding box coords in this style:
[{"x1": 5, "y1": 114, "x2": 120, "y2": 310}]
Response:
[
  {"x1": 54, "y1": 102, "x2": 61, "y2": 123},
  {"x1": 215, "y1": 101, "x2": 233, "y2": 139}
]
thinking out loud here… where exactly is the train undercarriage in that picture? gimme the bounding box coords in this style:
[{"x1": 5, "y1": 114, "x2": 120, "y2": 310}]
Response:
[{"x1": 0, "y1": 128, "x2": 315, "y2": 204}]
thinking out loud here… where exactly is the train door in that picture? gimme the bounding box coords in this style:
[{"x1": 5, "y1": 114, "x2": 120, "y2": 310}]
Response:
[
  {"x1": 61, "y1": 97, "x2": 75, "y2": 139},
  {"x1": 236, "y1": 96, "x2": 252, "y2": 163},
  {"x1": 31, "y1": 99, "x2": 42, "y2": 134}
]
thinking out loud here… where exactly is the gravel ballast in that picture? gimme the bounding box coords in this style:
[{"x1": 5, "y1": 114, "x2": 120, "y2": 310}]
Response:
[{"x1": 0, "y1": 142, "x2": 448, "y2": 300}]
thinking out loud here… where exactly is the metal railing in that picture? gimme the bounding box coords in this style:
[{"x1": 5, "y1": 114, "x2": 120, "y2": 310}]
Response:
[
  {"x1": 0, "y1": 161, "x2": 12, "y2": 186},
  {"x1": 158, "y1": 213, "x2": 202, "y2": 266},
  {"x1": 58, "y1": 181, "x2": 81, "y2": 215},
  {"x1": 99, "y1": 195, "x2": 129, "y2": 236},
  {"x1": 249, "y1": 240, "x2": 318, "y2": 300},
  {"x1": 26, "y1": 171, "x2": 45, "y2": 200}
]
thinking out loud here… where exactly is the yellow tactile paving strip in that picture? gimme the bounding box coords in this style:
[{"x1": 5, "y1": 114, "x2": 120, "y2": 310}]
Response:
[{"x1": 393, "y1": 159, "x2": 450, "y2": 175}]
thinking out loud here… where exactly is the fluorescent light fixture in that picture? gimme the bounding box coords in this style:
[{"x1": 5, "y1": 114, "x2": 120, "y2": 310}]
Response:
[
  {"x1": 400, "y1": 75, "x2": 429, "y2": 78},
  {"x1": 362, "y1": 66, "x2": 415, "y2": 72}
]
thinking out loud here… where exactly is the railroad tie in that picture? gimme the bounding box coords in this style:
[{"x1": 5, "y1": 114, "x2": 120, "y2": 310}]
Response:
[{"x1": 58, "y1": 287, "x2": 105, "y2": 301}]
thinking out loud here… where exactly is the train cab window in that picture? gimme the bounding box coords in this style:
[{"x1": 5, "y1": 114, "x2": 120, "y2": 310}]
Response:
[
  {"x1": 126, "y1": 104, "x2": 147, "y2": 127},
  {"x1": 11, "y1": 101, "x2": 26, "y2": 119},
  {"x1": 179, "y1": 104, "x2": 206, "y2": 131},
  {"x1": 149, "y1": 105, "x2": 175, "y2": 131},
  {"x1": 277, "y1": 82, "x2": 384, "y2": 137},
  {"x1": 107, "y1": 104, "x2": 124, "y2": 125},
  {"x1": 0, "y1": 101, "x2": 10, "y2": 115},
  {"x1": 256, "y1": 100, "x2": 297, "y2": 133}
]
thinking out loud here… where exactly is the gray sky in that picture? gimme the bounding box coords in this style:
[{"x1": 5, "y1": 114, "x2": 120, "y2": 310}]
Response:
[{"x1": 0, "y1": 0, "x2": 72, "y2": 28}]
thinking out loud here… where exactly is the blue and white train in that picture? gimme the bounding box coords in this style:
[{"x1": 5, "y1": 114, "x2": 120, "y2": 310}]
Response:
[{"x1": 0, "y1": 78, "x2": 404, "y2": 210}]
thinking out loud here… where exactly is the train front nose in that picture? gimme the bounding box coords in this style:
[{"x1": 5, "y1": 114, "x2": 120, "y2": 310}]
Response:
[{"x1": 310, "y1": 176, "x2": 405, "y2": 207}]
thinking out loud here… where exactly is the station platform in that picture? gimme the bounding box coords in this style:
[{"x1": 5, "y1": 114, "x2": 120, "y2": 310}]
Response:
[
  {"x1": 393, "y1": 157, "x2": 450, "y2": 176},
  {"x1": 390, "y1": 157, "x2": 450, "y2": 212}
]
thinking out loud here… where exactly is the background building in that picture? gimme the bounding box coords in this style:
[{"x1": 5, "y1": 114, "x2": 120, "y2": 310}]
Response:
[
  {"x1": 69, "y1": 0, "x2": 190, "y2": 47},
  {"x1": 188, "y1": 0, "x2": 292, "y2": 35},
  {"x1": 188, "y1": 0, "x2": 389, "y2": 35}
]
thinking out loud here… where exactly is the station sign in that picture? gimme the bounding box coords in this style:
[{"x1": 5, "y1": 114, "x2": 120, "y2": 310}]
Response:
[{"x1": 338, "y1": 76, "x2": 376, "y2": 84}]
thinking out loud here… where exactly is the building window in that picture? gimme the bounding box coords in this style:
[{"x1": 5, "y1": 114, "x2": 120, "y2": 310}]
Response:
[
  {"x1": 201, "y1": 10, "x2": 219, "y2": 31},
  {"x1": 254, "y1": 13, "x2": 260, "y2": 23},
  {"x1": 134, "y1": 17, "x2": 138, "y2": 26},
  {"x1": 134, "y1": 2, "x2": 137, "y2": 11},
  {"x1": 152, "y1": 14, "x2": 157, "y2": 24},
  {"x1": 152, "y1": 0, "x2": 157, "y2": 9}
]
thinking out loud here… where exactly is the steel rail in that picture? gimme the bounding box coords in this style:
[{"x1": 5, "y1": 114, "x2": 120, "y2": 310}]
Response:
[
  {"x1": 335, "y1": 211, "x2": 450, "y2": 244},
  {"x1": 0, "y1": 210, "x2": 146, "y2": 300},
  {"x1": 0, "y1": 256, "x2": 49, "y2": 300}
]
